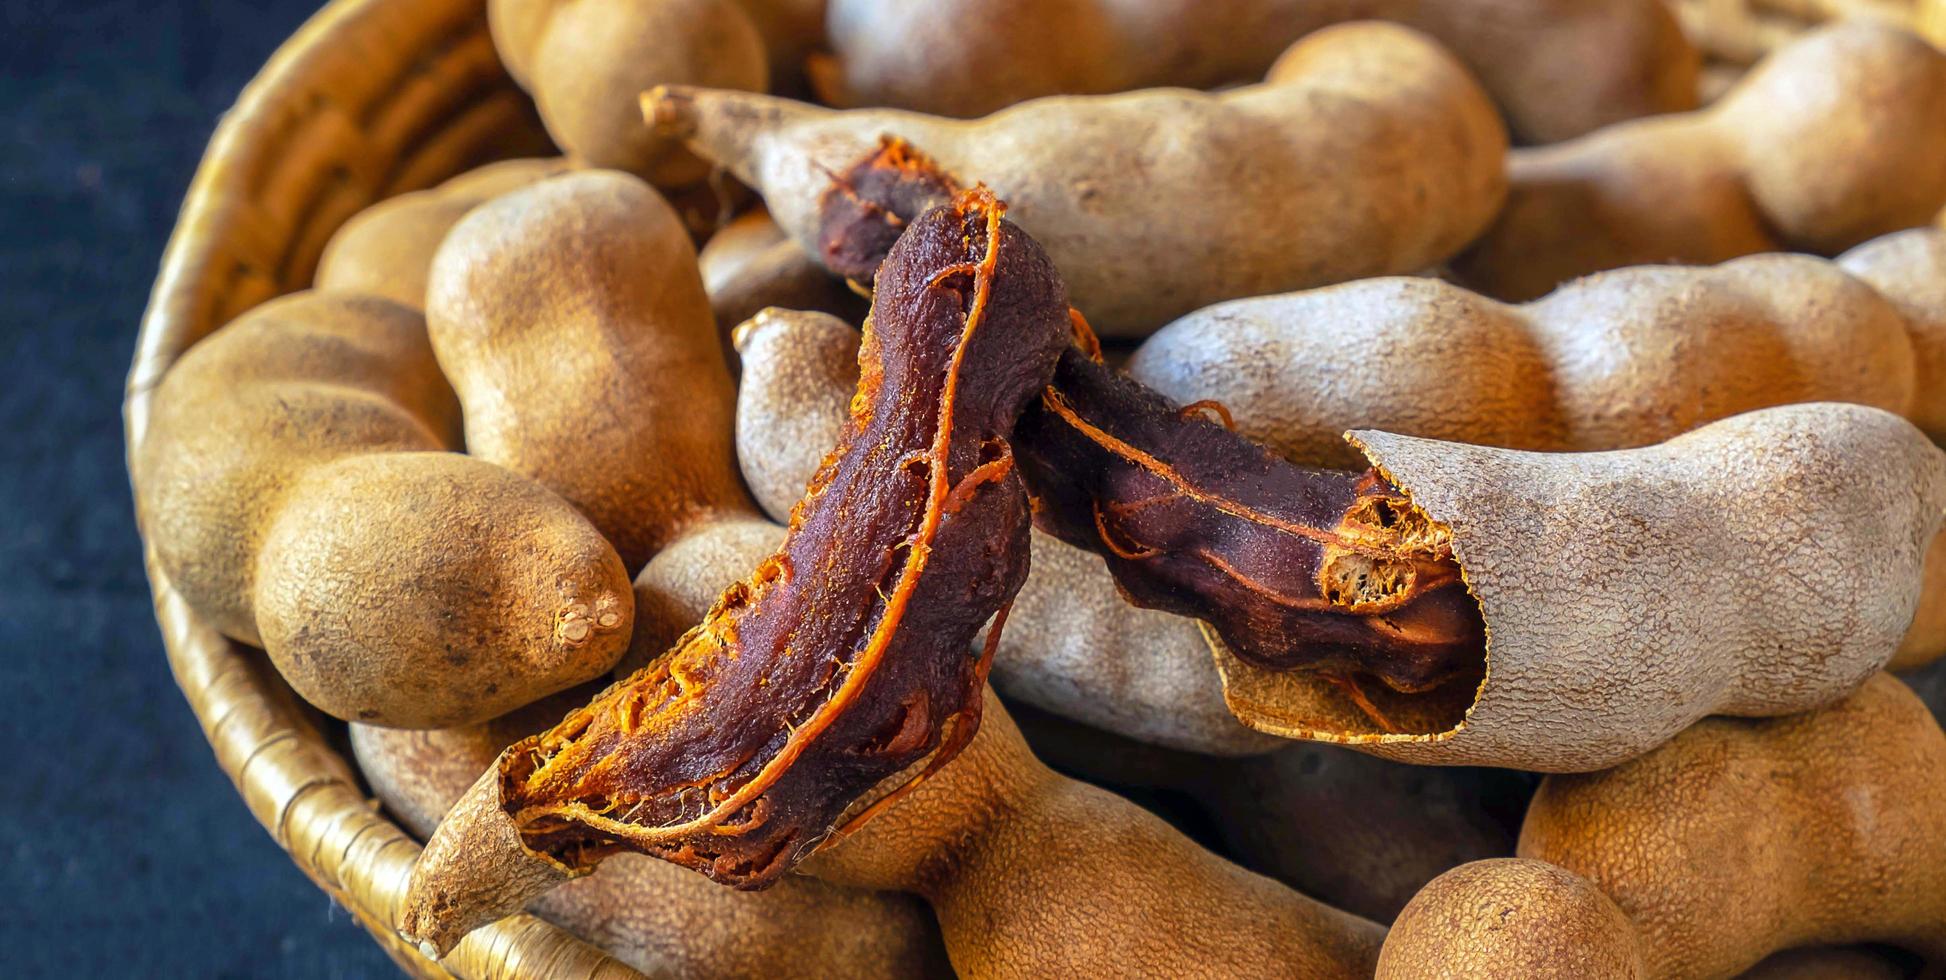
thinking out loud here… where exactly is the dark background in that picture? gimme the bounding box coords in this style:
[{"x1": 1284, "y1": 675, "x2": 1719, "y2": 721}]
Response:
[{"x1": 1, "y1": 0, "x2": 397, "y2": 975}]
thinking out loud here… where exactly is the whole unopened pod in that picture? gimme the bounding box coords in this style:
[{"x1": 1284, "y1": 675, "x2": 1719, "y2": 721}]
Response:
[
  {"x1": 816, "y1": 0, "x2": 1697, "y2": 143},
  {"x1": 488, "y1": 0, "x2": 767, "y2": 184},
  {"x1": 1132, "y1": 226, "x2": 1946, "y2": 668},
  {"x1": 315, "y1": 158, "x2": 568, "y2": 309},
  {"x1": 648, "y1": 22, "x2": 1508, "y2": 337},
  {"x1": 1217, "y1": 402, "x2": 1946, "y2": 770},
  {"x1": 135, "y1": 292, "x2": 631, "y2": 728},
  {"x1": 1375, "y1": 858, "x2": 1645, "y2": 979},
  {"x1": 428, "y1": 170, "x2": 748, "y2": 571},
  {"x1": 1519, "y1": 673, "x2": 1946, "y2": 977},
  {"x1": 352, "y1": 693, "x2": 951, "y2": 978},
  {"x1": 804, "y1": 688, "x2": 1386, "y2": 979},
  {"x1": 1455, "y1": 22, "x2": 1946, "y2": 301}
]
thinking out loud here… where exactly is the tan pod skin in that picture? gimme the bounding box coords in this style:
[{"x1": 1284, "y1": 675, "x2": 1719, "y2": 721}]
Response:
[
  {"x1": 427, "y1": 170, "x2": 750, "y2": 572},
  {"x1": 802, "y1": 688, "x2": 1387, "y2": 980},
  {"x1": 135, "y1": 292, "x2": 632, "y2": 728},
  {"x1": 732, "y1": 308, "x2": 1280, "y2": 755},
  {"x1": 1519, "y1": 674, "x2": 1946, "y2": 978},
  {"x1": 314, "y1": 158, "x2": 569, "y2": 309},
  {"x1": 1131, "y1": 227, "x2": 1946, "y2": 669},
  {"x1": 698, "y1": 209, "x2": 864, "y2": 345},
  {"x1": 1219, "y1": 403, "x2": 1946, "y2": 770},
  {"x1": 1375, "y1": 859, "x2": 1646, "y2": 979},
  {"x1": 816, "y1": 0, "x2": 1695, "y2": 143},
  {"x1": 488, "y1": 0, "x2": 767, "y2": 185},
  {"x1": 1454, "y1": 22, "x2": 1946, "y2": 301},
  {"x1": 351, "y1": 697, "x2": 952, "y2": 979},
  {"x1": 647, "y1": 22, "x2": 1508, "y2": 338}
]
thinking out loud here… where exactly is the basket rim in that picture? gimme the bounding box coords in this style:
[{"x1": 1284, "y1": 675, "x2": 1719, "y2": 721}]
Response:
[{"x1": 122, "y1": 0, "x2": 638, "y2": 976}]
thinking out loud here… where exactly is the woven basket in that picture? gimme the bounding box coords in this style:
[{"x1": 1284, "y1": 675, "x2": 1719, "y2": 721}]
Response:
[
  {"x1": 123, "y1": 0, "x2": 639, "y2": 975},
  {"x1": 123, "y1": 0, "x2": 1946, "y2": 975}
]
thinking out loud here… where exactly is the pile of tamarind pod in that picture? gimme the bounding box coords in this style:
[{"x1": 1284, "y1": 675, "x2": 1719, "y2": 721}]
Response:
[{"x1": 135, "y1": 0, "x2": 1946, "y2": 975}]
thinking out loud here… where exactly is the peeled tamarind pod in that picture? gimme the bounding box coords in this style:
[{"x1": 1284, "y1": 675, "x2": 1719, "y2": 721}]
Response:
[
  {"x1": 1131, "y1": 228, "x2": 1946, "y2": 670},
  {"x1": 699, "y1": 209, "x2": 865, "y2": 344},
  {"x1": 352, "y1": 693, "x2": 951, "y2": 979},
  {"x1": 816, "y1": 0, "x2": 1697, "y2": 143},
  {"x1": 427, "y1": 170, "x2": 747, "y2": 572},
  {"x1": 646, "y1": 21, "x2": 1508, "y2": 338},
  {"x1": 314, "y1": 157, "x2": 568, "y2": 309},
  {"x1": 488, "y1": 0, "x2": 767, "y2": 185},
  {"x1": 136, "y1": 292, "x2": 632, "y2": 727},
  {"x1": 733, "y1": 307, "x2": 1282, "y2": 754},
  {"x1": 805, "y1": 687, "x2": 1387, "y2": 979},
  {"x1": 1375, "y1": 858, "x2": 1647, "y2": 979},
  {"x1": 399, "y1": 191, "x2": 1073, "y2": 953},
  {"x1": 1221, "y1": 403, "x2": 1946, "y2": 770},
  {"x1": 1454, "y1": 22, "x2": 1946, "y2": 301},
  {"x1": 1519, "y1": 674, "x2": 1946, "y2": 977}
]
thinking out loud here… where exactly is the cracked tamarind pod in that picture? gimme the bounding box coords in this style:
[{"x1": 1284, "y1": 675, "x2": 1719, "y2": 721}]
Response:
[
  {"x1": 1130, "y1": 224, "x2": 1946, "y2": 670},
  {"x1": 398, "y1": 189, "x2": 1073, "y2": 955},
  {"x1": 746, "y1": 128, "x2": 1946, "y2": 771},
  {"x1": 1452, "y1": 22, "x2": 1946, "y2": 302},
  {"x1": 732, "y1": 307, "x2": 1286, "y2": 754},
  {"x1": 644, "y1": 21, "x2": 1508, "y2": 337},
  {"x1": 351, "y1": 690, "x2": 952, "y2": 979}
]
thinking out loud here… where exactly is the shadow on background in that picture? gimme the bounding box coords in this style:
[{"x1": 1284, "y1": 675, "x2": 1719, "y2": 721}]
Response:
[{"x1": 0, "y1": 1, "x2": 395, "y2": 975}]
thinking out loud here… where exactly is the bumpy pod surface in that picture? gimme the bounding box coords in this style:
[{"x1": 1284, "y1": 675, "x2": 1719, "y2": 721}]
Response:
[
  {"x1": 1220, "y1": 403, "x2": 1946, "y2": 770},
  {"x1": 1375, "y1": 859, "x2": 1646, "y2": 979},
  {"x1": 400, "y1": 192, "x2": 1072, "y2": 952},
  {"x1": 1455, "y1": 22, "x2": 1946, "y2": 301},
  {"x1": 817, "y1": 0, "x2": 1697, "y2": 142},
  {"x1": 136, "y1": 292, "x2": 631, "y2": 727},
  {"x1": 427, "y1": 170, "x2": 747, "y2": 571},
  {"x1": 352, "y1": 695, "x2": 951, "y2": 979},
  {"x1": 647, "y1": 21, "x2": 1507, "y2": 337},
  {"x1": 1519, "y1": 674, "x2": 1946, "y2": 977}
]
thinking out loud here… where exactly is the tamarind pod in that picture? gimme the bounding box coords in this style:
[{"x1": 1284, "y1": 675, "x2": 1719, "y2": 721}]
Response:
[
  {"x1": 645, "y1": 21, "x2": 1508, "y2": 337},
  {"x1": 1130, "y1": 229, "x2": 1946, "y2": 670},
  {"x1": 1375, "y1": 858, "x2": 1647, "y2": 979},
  {"x1": 733, "y1": 307, "x2": 1285, "y2": 754},
  {"x1": 1015, "y1": 348, "x2": 1488, "y2": 696},
  {"x1": 1453, "y1": 22, "x2": 1946, "y2": 302},
  {"x1": 427, "y1": 171, "x2": 748, "y2": 571},
  {"x1": 1216, "y1": 402, "x2": 1946, "y2": 770},
  {"x1": 352, "y1": 688, "x2": 951, "y2": 979},
  {"x1": 699, "y1": 209, "x2": 866, "y2": 347},
  {"x1": 136, "y1": 292, "x2": 632, "y2": 728},
  {"x1": 399, "y1": 191, "x2": 1073, "y2": 954},
  {"x1": 315, "y1": 157, "x2": 569, "y2": 310},
  {"x1": 488, "y1": 0, "x2": 768, "y2": 185},
  {"x1": 1518, "y1": 673, "x2": 1946, "y2": 977},
  {"x1": 806, "y1": 687, "x2": 1387, "y2": 979},
  {"x1": 815, "y1": 0, "x2": 1696, "y2": 143}
]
